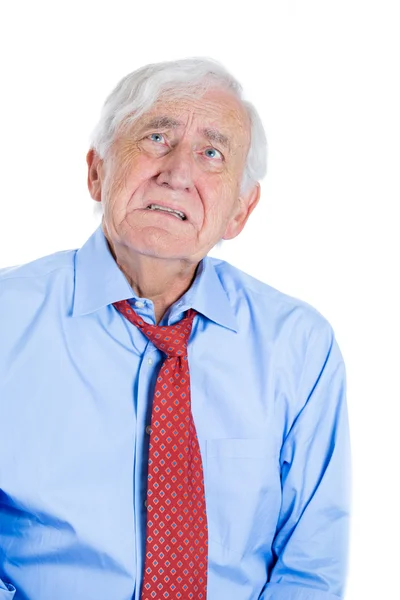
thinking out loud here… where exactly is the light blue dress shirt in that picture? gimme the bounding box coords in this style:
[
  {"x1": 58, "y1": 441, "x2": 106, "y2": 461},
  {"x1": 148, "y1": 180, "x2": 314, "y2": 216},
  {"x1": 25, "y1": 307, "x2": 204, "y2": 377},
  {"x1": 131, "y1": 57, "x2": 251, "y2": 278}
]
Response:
[{"x1": 0, "y1": 225, "x2": 350, "y2": 600}]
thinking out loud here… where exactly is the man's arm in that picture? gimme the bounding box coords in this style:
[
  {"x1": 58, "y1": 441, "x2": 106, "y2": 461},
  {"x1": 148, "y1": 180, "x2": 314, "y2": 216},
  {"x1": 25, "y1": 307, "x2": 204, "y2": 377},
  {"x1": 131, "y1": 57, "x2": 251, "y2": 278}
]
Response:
[{"x1": 261, "y1": 321, "x2": 351, "y2": 600}]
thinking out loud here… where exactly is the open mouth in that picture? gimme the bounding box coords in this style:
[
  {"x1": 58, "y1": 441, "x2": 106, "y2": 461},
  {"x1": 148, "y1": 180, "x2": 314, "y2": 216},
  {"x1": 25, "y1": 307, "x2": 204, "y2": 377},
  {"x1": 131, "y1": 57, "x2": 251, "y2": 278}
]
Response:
[{"x1": 146, "y1": 204, "x2": 186, "y2": 221}]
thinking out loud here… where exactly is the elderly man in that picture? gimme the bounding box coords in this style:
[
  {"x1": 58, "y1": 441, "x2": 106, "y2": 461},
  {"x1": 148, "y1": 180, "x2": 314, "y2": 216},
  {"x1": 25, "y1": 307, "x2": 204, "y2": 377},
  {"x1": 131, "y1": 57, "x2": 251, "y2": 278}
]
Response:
[{"x1": 0, "y1": 58, "x2": 350, "y2": 600}]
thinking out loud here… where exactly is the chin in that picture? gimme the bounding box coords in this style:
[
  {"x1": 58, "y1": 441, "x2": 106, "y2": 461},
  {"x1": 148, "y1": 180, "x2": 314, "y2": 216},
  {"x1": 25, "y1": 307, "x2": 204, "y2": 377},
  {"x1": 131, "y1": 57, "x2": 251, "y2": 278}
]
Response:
[{"x1": 129, "y1": 238, "x2": 183, "y2": 258}]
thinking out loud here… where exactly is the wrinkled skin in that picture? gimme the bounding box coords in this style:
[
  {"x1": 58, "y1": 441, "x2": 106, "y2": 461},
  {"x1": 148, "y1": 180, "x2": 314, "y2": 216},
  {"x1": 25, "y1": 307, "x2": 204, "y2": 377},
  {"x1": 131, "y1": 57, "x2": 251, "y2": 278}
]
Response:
[{"x1": 87, "y1": 88, "x2": 260, "y2": 323}]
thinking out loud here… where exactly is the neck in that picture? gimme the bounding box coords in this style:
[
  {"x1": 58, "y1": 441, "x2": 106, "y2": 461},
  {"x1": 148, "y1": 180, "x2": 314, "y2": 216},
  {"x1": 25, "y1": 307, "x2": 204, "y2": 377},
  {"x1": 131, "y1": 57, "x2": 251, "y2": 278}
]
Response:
[{"x1": 103, "y1": 226, "x2": 199, "y2": 325}]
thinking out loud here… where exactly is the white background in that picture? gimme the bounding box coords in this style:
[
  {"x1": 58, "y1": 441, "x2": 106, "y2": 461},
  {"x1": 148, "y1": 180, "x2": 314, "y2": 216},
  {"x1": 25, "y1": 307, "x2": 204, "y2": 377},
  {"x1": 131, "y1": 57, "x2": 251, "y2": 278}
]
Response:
[{"x1": 1, "y1": 1, "x2": 399, "y2": 598}]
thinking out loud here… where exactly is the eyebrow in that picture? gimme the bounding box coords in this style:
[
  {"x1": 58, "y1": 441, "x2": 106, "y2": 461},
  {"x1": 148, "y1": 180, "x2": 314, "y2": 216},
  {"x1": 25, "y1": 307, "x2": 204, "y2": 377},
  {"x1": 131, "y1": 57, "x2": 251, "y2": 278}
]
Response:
[
  {"x1": 142, "y1": 116, "x2": 183, "y2": 130},
  {"x1": 141, "y1": 116, "x2": 231, "y2": 150},
  {"x1": 201, "y1": 127, "x2": 231, "y2": 150}
]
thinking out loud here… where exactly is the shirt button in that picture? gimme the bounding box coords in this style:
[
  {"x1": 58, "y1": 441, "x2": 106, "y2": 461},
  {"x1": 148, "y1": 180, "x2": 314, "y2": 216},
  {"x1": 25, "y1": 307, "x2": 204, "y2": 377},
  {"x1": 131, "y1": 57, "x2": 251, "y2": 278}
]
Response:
[
  {"x1": 146, "y1": 425, "x2": 152, "y2": 435},
  {"x1": 135, "y1": 301, "x2": 145, "y2": 308},
  {"x1": 144, "y1": 500, "x2": 148, "y2": 508},
  {"x1": 147, "y1": 357, "x2": 154, "y2": 366}
]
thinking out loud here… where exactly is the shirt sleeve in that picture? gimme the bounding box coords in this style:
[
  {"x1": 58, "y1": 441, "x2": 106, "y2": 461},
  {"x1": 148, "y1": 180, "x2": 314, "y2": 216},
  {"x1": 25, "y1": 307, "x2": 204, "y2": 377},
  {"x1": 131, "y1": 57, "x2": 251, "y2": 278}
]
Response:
[
  {"x1": 261, "y1": 320, "x2": 351, "y2": 600},
  {"x1": 0, "y1": 580, "x2": 16, "y2": 598}
]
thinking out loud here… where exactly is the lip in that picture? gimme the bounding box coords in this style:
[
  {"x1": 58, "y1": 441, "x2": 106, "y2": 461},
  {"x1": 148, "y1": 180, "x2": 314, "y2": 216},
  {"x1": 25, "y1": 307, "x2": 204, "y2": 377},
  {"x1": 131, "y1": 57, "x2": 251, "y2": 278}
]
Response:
[{"x1": 142, "y1": 208, "x2": 187, "y2": 222}]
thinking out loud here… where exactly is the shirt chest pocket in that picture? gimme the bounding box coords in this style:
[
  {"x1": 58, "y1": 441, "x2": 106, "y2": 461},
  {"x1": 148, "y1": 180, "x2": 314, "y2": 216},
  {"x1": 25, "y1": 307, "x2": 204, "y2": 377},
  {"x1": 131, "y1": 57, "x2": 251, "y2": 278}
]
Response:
[{"x1": 204, "y1": 438, "x2": 281, "y2": 556}]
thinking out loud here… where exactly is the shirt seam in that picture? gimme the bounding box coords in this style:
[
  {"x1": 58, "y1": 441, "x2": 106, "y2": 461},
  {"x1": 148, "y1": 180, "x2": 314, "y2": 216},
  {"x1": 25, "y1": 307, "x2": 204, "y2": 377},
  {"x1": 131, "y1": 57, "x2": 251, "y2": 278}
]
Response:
[{"x1": 0, "y1": 264, "x2": 75, "y2": 281}]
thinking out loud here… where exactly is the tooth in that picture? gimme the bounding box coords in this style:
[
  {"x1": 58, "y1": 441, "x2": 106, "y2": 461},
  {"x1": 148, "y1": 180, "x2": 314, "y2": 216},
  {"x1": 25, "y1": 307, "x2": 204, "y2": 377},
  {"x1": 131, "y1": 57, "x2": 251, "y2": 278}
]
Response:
[{"x1": 147, "y1": 204, "x2": 185, "y2": 220}]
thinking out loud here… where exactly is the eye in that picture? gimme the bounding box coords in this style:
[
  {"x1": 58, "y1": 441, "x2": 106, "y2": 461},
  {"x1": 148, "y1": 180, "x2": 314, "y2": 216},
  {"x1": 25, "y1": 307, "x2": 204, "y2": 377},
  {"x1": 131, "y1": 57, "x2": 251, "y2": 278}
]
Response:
[
  {"x1": 148, "y1": 133, "x2": 166, "y2": 144},
  {"x1": 204, "y1": 147, "x2": 223, "y2": 160}
]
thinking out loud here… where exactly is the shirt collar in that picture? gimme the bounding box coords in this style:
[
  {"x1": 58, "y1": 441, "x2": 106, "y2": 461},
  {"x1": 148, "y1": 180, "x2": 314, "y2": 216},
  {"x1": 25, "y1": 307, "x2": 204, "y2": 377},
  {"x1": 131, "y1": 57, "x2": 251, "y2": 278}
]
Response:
[{"x1": 72, "y1": 225, "x2": 238, "y2": 332}]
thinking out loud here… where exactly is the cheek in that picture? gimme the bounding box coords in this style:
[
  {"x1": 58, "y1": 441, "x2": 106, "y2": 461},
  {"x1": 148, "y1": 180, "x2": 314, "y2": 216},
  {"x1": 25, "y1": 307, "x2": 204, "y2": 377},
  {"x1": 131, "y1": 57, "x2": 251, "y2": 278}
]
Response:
[
  {"x1": 199, "y1": 177, "x2": 237, "y2": 221},
  {"x1": 106, "y1": 150, "x2": 157, "y2": 203}
]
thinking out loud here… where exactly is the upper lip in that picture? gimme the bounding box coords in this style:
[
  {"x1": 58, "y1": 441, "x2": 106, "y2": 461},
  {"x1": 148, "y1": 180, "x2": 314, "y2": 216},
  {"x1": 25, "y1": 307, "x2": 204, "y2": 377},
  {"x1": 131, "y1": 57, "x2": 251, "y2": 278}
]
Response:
[{"x1": 145, "y1": 202, "x2": 187, "y2": 219}]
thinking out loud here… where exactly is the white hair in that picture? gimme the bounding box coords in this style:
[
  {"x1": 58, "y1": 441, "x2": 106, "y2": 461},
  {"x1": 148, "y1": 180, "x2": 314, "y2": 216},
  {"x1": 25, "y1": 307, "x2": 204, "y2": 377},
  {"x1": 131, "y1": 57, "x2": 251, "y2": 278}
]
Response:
[{"x1": 89, "y1": 57, "x2": 267, "y2": 198}]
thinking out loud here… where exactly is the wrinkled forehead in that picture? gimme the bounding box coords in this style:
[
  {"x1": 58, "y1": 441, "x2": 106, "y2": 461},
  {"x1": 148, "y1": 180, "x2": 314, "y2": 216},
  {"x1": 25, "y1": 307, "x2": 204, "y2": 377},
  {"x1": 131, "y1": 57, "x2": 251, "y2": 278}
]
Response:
[{"x1": 131, "y1": 88, "x2": 251, "y2": 151}]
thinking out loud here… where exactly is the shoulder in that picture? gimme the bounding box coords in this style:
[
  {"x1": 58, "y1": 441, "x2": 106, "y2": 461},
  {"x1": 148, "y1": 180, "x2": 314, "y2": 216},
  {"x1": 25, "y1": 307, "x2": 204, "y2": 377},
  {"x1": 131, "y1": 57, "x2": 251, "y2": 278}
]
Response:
[
  {"x1": 0, "y1": 248, "x2": 76, "y2": 283},
  {"x1": 208, "y1": 256, "x2": 335, "y2": 339},
  {"x1": 0, "y1": 248, "x2": 76, "y2": 280},
  {"x1": 0, "y1": 248, "x2": 77, "y2": 312}
]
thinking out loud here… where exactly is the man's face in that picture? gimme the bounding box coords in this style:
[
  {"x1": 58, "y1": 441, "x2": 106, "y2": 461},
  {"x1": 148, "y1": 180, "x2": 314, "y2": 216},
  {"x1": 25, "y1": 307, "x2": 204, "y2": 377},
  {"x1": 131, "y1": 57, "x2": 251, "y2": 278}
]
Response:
[{"x1": 87, "y1": 88, "x2": 260, "y2": 264}]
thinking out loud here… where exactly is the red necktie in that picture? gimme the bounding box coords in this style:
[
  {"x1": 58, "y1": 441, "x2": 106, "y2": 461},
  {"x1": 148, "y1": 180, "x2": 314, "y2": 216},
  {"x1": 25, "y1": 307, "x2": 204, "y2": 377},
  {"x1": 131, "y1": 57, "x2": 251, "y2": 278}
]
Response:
[{"x1": 112, "y1": 300, "x2": 208, "y2": 599}]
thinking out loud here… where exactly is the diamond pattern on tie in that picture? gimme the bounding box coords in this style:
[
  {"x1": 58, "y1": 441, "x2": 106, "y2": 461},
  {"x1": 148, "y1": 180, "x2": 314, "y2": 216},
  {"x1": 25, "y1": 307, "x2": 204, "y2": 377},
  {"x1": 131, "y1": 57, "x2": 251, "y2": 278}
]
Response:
[{"x1": 112, "y1": 300, "x2": 208, "y2": 599}]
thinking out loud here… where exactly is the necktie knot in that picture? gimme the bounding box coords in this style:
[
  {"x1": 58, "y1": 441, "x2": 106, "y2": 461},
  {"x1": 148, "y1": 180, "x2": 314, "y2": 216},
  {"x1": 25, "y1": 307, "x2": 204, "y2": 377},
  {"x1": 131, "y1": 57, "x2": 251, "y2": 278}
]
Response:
[{"x1": 112, "y1": 300, "x2": 197, "y2": 358}]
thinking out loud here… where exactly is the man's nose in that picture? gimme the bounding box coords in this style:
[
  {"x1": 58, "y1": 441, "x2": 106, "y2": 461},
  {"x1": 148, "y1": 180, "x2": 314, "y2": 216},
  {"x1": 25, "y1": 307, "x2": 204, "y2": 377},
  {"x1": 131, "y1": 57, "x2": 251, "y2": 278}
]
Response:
[{"x1": 156, "y1": 145, "x2": 194, "y2": 191}]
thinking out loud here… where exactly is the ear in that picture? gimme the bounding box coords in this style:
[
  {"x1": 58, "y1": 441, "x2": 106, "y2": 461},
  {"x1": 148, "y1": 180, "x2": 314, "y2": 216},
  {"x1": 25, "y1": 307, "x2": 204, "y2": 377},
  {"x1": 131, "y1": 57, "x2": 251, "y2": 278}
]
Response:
[
  {"x1": 86, "y1": 149, "x2": 104, "y2": 202},
  {"x1": 222, "y1": 183, "x2": 261, "y2": 241}
]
